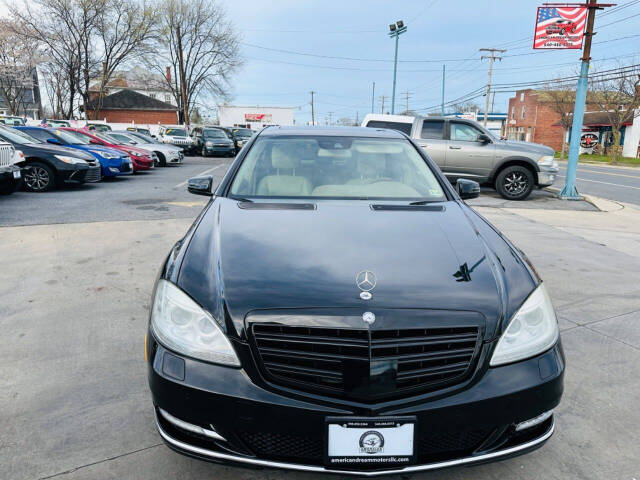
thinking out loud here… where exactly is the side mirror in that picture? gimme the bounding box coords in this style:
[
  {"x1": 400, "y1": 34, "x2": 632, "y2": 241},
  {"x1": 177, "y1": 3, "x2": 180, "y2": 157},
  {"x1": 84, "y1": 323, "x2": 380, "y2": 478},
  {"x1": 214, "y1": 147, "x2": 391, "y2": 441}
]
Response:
[
  {"x1": 46, "y1": 138, "x2": 61, "y2": 145},
  {"x1": 188, "y1": 175, "x2": 214, "y2": 196},
  {"x1": 89, "y1": 139, "x2": 100, "y2": 144},
  {"x1": 456, "y1": 179, "x2": 480, "y2": 200},
  {"x1": 129, "y1": 140, "x2": 137, "y2": 145},
  {"x1": 477, "y1": 134, "x2": 491, "y2": 143}
]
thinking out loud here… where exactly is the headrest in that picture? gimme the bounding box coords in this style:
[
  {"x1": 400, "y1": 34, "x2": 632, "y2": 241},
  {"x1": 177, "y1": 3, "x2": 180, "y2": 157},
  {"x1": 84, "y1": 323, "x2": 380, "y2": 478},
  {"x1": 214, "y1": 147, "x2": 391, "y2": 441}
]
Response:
[
  {"x1": 356, "y1": 151, "x2": 386, "y2": 177},
  {"x1": 271, "y1": 144, "x2": 299, "y2": 170}
]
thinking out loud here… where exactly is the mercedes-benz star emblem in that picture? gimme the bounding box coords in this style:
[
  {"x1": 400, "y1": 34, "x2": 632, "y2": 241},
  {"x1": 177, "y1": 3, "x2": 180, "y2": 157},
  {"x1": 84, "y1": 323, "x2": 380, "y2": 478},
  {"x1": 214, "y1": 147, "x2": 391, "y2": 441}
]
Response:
[
  {"x1": 362, "y1": 311, "x2": 376, "y2": 325},
  {"x1": 356, "y1": 270, "x2": 377, "y2": 291}
]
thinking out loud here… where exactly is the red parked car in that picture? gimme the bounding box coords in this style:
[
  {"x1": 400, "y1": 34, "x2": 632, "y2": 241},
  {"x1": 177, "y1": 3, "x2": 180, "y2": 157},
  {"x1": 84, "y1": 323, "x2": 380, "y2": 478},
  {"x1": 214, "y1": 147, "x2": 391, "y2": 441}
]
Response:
[
  {"x1": 61, "y1": 128, "x2": 156, "y2": 172},
  {"x1": 546, "y1": 19, "x2": 577, "y2": 35}
]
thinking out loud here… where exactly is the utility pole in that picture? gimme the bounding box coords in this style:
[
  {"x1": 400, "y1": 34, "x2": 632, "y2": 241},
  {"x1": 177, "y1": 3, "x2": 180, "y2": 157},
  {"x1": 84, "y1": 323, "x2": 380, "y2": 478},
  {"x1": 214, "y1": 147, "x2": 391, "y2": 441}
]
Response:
[
  {"x1": 560, "y1": 0, "x2": 613, "y2": 199},
  {"x1": 491, "y1": 91, "x2": 496, "y2": 113},
  {"x1": 328, "y1": 111, "x2": 333, "y2": 126},
  {"x1": 176, "y1": 26, "x2": 189, "y2": 126},
  {"x1": 310, "y1": 91, "x2": 315, "y2": 126},
  {"x1": 388, "y1": 20, "x2": 407, "y2": 114},
  {"x1": 441, "y1": 65, "x2": 446, "y2": 116},
  {"x1": 401, "y1": 90, "x2": 412, "y2": 114},
  {"x1": 371, "y1": 82, "x2": 375, "y2": 113},
  {"x1": 355, "y1": 111, "x2": 359, "y2": 125},
  {"x1": 479, "y1": 48, "x2": 506, "y2": 127},
  {"x1": 379, "y1": 95, "x2": 386, "y2": 114}
]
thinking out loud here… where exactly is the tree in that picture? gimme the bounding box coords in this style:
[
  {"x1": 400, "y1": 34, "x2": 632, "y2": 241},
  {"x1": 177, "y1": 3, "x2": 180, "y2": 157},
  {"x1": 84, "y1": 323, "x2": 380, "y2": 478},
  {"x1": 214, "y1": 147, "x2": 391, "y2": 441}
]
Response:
[
  {"x1": 91, "y1": 0, "x2": 158, "y2": 118},
  {"x1": 0, "y1": 20, "x2": 41, "y2": 116},
  {"x1": 540, "y1": 82, "x2": 575, "y2": 160},
  {"x1": 149, "y1": 0, "x2": 242, "y2": 125},
  {"x1": 451, "y1": 101, "x2": 480, "y2": 113},
  {"x1": 590, "y1": 67, "x2": 640, "y2": 163}
]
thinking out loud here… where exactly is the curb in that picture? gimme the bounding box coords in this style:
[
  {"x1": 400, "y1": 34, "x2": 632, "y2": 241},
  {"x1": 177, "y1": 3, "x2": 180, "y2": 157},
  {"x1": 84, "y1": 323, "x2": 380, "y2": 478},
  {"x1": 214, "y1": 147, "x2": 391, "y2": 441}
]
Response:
[{"x1": 545, "y1": 187, "x2": 624, "y2": 213}]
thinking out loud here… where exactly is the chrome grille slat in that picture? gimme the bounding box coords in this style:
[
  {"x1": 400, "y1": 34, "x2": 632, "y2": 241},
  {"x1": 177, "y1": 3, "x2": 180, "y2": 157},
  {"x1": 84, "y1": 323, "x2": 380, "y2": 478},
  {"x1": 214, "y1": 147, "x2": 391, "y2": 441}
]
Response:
[{"x1": 0, "y1": 145, "x2": 15, "y2": 167}]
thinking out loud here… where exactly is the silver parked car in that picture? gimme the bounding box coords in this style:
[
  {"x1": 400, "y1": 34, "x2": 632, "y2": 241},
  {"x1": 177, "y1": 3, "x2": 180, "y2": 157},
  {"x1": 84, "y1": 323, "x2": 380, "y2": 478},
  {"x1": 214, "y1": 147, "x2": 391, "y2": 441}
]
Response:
[
  {"x1": 362, "y1": 114, "x2": 558, "y2": 200},
  {"x1": 110, "y1": 131, "x2": 184, "y2": 166}
]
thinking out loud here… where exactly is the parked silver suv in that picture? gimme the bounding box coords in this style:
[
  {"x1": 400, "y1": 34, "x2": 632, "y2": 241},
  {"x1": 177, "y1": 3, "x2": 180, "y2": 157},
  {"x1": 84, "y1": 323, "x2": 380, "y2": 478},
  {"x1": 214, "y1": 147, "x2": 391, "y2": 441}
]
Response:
[{"x1": 362, "y1": 114, "x2": 558, "y2": 200}]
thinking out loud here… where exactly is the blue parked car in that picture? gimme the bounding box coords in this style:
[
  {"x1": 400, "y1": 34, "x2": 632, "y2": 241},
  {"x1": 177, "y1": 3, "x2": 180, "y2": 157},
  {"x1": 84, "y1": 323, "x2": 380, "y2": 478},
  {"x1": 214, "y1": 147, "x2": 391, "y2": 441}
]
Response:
[{"x1": 15, "y1": 126, "x2": 133, "y2": 177}]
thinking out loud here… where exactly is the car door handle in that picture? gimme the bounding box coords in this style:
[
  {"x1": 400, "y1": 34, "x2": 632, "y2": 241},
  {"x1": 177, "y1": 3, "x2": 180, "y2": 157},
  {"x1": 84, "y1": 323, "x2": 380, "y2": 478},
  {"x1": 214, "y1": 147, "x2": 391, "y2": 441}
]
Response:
[
  {"x1": 419, "y1": 143, "x2": 429, "y2": 147},
  {"x1": 449, "y1": 145, "x2": 461, "y2": 150}
]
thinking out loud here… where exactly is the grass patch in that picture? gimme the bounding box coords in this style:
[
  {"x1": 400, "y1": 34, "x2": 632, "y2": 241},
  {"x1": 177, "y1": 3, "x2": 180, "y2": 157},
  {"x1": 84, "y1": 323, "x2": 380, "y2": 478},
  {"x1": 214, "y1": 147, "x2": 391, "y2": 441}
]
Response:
[{"x1": 554, "y1": 152, "x2": 640, "y2": 166}]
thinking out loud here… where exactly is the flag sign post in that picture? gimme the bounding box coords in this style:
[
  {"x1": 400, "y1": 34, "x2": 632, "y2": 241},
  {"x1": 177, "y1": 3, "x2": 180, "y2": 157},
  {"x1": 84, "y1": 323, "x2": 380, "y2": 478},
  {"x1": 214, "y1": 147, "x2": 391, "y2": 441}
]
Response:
[{"x1": 533, "y1": 1, "x2": 614, "y2": 199}]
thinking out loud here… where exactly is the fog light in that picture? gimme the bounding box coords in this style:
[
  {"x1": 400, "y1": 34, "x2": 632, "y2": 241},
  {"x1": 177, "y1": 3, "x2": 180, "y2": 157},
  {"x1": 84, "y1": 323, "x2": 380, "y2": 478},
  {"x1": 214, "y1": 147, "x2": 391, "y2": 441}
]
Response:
[
  {"x1": 109, "y1": 167, "x2": 119, "y2": 173},
  {"x1": 515, "y1": 410, "x2": 553, "y2": 432},
  {"x1": 159, "y1": 408, "x2": 226, "y2": 441}
]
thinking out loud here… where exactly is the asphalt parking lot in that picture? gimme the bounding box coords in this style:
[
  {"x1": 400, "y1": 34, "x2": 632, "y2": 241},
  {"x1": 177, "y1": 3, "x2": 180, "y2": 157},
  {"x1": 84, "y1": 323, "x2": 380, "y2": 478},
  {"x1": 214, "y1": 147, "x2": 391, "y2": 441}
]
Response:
[{"x1": 1, "y1": 159, "x2": 639, "y2": 480}]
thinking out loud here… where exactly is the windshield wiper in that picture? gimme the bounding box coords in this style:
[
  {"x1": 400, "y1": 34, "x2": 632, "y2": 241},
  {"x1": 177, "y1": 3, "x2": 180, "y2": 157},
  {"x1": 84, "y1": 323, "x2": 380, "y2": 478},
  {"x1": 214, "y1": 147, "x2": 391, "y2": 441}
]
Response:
[{"x1": 408, "y1": 199, "x2": 436, "y2": 205}]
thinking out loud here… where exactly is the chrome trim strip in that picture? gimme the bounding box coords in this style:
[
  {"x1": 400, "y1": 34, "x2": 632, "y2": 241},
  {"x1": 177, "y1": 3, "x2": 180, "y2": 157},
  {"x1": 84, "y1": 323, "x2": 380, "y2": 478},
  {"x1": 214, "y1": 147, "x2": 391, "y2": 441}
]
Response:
[
  {"x1": 158, "y1": 408, "x2": 226, "y2": 442},
  {"x1": 155, "y1": 414, "x2": 554, "y2": 477}
]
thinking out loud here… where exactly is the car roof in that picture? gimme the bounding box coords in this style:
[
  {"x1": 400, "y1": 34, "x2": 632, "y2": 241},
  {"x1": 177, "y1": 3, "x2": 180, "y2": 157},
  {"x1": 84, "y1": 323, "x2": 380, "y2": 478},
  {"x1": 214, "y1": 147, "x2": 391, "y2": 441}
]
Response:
[{"x1": 258, "y1": 126, "x2": 407, "y2": 138}]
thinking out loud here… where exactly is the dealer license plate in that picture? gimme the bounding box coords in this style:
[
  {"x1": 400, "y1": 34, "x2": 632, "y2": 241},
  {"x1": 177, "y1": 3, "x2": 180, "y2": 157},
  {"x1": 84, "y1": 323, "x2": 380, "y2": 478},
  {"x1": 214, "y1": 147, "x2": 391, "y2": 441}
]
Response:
[
  {"x1": 326, "y1": 417, "x2": 415, "y2": 468},
  {"x1": 13, "y1": 170, "x2": 20, "y2": 179}
]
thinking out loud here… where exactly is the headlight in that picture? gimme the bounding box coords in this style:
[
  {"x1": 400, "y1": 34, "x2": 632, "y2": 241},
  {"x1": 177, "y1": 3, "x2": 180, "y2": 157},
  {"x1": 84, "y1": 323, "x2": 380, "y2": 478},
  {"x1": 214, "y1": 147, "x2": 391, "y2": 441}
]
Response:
[
  {"x1": 54, "y1": 155, "x2": 88, "y2": 164},
  {"x1": 490, "y1": 283, "x2": 559, "y2": 366},
  {"x1": 538, "y1": 155, "x2": 556, "y2": 167},
  {"x1": 150, "y1": 280, "x2": 240, "y2": 366}
]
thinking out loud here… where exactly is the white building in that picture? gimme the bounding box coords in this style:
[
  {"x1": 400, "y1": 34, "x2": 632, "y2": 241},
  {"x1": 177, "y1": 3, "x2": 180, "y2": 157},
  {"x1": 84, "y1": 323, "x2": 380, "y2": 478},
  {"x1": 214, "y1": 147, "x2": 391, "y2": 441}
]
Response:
[{"x1": 218, "y1": 105, "x2": 294, "y2": 130}]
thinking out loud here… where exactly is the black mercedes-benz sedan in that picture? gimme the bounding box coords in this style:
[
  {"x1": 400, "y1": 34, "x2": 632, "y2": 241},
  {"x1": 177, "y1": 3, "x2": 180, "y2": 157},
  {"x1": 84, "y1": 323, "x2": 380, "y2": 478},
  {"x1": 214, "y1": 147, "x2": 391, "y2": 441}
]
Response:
[{"x1": 146, "y1": 126, "x2": 564, "y2": 476}]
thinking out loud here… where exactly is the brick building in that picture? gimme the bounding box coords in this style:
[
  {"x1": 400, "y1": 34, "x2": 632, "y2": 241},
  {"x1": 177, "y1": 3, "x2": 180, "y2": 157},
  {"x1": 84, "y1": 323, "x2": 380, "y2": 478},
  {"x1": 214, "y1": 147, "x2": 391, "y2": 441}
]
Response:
[
  {"x1": 83, "y1": 89, "x2": 178, "y2": 124},
  {"x1": 507, "y1": 89, "x2": 567, "y2": 150}
]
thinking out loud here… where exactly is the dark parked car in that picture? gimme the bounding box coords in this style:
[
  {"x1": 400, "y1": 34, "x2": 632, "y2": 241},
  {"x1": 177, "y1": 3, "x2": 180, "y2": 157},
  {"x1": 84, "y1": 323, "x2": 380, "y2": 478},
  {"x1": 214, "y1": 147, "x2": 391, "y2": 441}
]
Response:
[
  {"x1": 226, "y1": 127, "x2": 255, "y2": 153},
  {"x1": 0, "y1": 126, "x2": 101, "y2": 192},
  {"x1": 147, "y1": 126, "x2": 563, "y2": 475},
  {"x1": 15, "y1": 126, "x2": 133, "y2": 178},
  {"x1": 191, "y1": 126, "x2": 235, "y2": 157}
]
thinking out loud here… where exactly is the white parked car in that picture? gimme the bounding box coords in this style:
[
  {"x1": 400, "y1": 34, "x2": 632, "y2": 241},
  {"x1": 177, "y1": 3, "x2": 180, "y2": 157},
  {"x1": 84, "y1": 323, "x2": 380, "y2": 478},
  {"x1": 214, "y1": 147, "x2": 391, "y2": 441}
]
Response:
[
  {"x1": 157, "y1": 126, "x2": 196, "y2": 154},
  {"x1": 110, "y1": 131, "x2": 184, "y2": 166},
  {"x1": 0, "y1": 142, "x2": 24, "y2": 195}
]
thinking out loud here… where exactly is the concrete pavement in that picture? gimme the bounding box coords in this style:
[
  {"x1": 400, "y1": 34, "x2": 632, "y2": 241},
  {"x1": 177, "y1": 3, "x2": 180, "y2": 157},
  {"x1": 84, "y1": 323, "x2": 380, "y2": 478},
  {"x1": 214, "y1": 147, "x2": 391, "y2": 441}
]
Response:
[{"x1": 1, "y1": 161, "x2": 640, "y2": 480}]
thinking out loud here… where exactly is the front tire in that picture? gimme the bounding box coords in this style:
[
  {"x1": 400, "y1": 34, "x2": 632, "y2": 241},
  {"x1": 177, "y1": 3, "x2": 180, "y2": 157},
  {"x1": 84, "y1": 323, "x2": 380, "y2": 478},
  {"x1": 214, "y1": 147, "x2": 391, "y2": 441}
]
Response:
[
  {"x1": 23, "y1": 162, "x2": 56, "y2": 192},
  {"x1": 156, "y1": 152, "x2": 167, "y2": 167},
  {"x1": 495, "y1": 165, "x2": 534, "y2": 200}
]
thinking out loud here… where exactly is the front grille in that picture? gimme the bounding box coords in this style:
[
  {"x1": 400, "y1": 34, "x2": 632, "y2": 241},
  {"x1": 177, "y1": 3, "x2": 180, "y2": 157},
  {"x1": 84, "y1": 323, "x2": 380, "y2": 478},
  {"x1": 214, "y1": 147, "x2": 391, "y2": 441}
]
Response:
[
  {"x1": 0, "y1": 144, "x2": 14, "y2": 167},
  {"x1": 252, "y1": 324, "x2": 481, "y2": 400},
  {"x1": 238, "y1": 431, "x2": 323, "y2": 463},
  {"x1": 84, "y1": 166, "x2": 101, "y2": 183}
]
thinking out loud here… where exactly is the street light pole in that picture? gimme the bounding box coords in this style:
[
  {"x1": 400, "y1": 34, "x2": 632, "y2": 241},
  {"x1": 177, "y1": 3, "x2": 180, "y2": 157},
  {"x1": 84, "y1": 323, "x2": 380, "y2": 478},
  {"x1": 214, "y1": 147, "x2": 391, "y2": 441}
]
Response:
[{"x1": 388, "y1": 20, "x2": 407, "y2": 115}]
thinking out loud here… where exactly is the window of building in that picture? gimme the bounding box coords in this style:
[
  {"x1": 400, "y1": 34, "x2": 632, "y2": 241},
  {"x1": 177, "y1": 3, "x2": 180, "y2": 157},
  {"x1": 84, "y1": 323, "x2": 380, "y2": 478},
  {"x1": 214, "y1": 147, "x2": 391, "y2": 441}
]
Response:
[
  {"x1": 511, "y1": 106, "x2": 515, "y2": 120},
  {"x1": 520, "y1": 93, "x2": 524, "y2": 101},
  {"x1": 149, "y1": 92, "x2": 157, "y2": 99},
  {"x1": 165, "y1": 94, "x2": 171, "y2": 102},
  {"x1": 521, "y1": 105, "x2": 526, "y2": 119}
]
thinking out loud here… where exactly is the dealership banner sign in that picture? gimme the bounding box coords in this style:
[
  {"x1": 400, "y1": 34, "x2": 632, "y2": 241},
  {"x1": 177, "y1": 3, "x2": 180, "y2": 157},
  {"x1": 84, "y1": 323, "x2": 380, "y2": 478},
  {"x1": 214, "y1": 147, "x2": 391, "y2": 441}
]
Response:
[
  {"x1": 533, "y1": 6, "x2": 587, "y2": 49},
  {"x1": 245, "y1": 113, "x2": 273, "y2": 122}
]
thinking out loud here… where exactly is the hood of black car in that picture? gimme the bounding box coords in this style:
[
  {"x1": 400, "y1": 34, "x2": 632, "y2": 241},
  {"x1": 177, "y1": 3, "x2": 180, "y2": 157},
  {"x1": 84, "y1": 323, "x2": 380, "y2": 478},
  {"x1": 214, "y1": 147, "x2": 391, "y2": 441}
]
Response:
[{"x1": 176, "y1": 198, "x2": 535, "y2": 339}]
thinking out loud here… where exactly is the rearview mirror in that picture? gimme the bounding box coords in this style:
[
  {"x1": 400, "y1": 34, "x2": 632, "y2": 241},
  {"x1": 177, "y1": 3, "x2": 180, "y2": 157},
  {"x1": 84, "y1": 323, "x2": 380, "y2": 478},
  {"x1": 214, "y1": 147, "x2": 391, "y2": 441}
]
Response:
[
  {"x1": 456, "y1": 179, "x2": 480, "y2": 200},
  {"x1": 46, "y1": 138, "x2": 61, "y2": 145},
  {"x1": 188, "y1": 175, "x2": 214, "y2": 196},
  {"x1": 477, "y1": 134, "x2": 491, "y2": 143}
]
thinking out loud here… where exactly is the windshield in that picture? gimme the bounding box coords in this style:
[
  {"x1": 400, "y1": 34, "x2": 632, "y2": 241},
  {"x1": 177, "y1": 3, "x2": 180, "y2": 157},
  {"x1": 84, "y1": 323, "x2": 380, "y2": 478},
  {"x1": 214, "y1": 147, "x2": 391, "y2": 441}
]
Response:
[
  {"x1": 165, "y1": 128, "x2": 187, "y2": 136},
  {"x1": 229, "y1": 136, "x2": 446, "y2": 201},
  {"x1": 110, "y1": 133, "x2": 138, "y2": 144},
  {"x1": 129, "y1": 132, "x2": 158, "y2": 144},
  {"x1": 94, "y1": 132, "x2": 122, "y2": 145},
  {"x1": 233, "y1": 128, "x2": 253, "y2": 137},
  {"x1": 0, "y1": 126, "x2": 42, "y2": 144},
  {"x1": 204, "y1": 129, "x2": 229, "y2": 139},
  {"x1": 87, "y1": 123, "x2": 111, "y2": 132},
  {"x1": 54, "y1": 129, "x2": 88, "y2": 145}
]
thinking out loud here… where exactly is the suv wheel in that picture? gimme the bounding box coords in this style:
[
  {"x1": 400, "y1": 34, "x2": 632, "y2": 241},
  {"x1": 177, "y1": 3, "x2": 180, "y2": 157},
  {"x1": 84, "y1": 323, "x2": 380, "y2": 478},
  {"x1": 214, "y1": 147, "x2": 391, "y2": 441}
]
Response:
[
  {"x1": 23, "y1": 162, "x2": 55, "y2": 192},
  {"x1": 495, "y1": 165, "x2": 534, "y2": 200}
]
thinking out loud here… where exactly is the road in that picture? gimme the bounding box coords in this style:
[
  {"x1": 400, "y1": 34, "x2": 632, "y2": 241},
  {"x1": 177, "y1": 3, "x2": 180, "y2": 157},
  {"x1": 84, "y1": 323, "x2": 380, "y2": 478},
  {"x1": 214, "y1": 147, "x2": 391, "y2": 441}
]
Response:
[
  {"x1": 557, "y1": 162, "x2": 640, "y2": 205},
  {"x1": 0, "y1": 157, "x2": 233, "y2": 226}
]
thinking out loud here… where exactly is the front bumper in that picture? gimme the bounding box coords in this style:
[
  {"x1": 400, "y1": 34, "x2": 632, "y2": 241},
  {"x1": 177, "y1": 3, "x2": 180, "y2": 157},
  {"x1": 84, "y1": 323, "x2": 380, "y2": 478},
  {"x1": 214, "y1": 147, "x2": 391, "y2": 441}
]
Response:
[
  {"x1": 131, "y1": 156, "x2": 154, "y2": 171},
  {"x1": 61, "y1": 165, "x2": 101, "y2": 184},
  {"x1": 0, "y1": 165, "x2": 21, "y2": 183},
  {"x1": 148, "y1": 335, "x2": 564, "y2": 475},
  {"x1": 537, "y1": 164, "x2": 559, "y2": 187},
  {"x1": 166, "y1": 151, "x2": 184, "y2": 164},
  {"x1": 204, "y1": 145, "x2": 236, "y2": 156}
]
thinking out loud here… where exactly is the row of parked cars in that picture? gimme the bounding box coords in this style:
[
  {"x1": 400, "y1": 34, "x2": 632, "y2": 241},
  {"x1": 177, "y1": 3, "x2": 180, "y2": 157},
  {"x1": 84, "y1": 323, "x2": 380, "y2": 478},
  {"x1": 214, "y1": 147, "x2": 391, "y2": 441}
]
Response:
[{"x1": 0, "y1": 126, "x2": 186, "y2": 194}]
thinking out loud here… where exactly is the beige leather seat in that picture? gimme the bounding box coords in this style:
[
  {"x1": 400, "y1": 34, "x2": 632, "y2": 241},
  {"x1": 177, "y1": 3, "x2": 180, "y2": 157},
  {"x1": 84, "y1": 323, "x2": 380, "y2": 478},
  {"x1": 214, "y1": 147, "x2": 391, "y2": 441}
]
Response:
[
  {"x1": 346, "y1": 151, "x2": 387, "y2": 185},
  {"x1": 257, "y1": 144, "x2": 312, "y2": 196}
]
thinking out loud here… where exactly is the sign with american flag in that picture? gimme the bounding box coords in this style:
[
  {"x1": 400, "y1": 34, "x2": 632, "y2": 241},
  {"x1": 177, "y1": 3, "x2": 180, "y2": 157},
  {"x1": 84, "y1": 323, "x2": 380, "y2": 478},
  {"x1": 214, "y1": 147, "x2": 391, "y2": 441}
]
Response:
[{"x1": 533, "y1": 6, "x2": 587, "y2": 49}]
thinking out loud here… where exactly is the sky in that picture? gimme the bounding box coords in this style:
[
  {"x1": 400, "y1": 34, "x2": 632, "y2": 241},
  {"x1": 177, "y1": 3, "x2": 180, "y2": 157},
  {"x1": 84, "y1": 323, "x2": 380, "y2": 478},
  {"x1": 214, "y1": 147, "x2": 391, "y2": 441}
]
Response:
[{"x1": 222, "y1": 0, "x2": 640, "y2": 125}]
